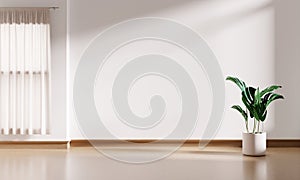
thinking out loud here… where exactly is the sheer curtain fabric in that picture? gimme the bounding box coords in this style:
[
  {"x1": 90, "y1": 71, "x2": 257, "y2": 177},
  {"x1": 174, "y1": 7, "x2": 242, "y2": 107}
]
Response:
[{"x1": 0, "y1": 8, "x2": 50, "y2": 135}]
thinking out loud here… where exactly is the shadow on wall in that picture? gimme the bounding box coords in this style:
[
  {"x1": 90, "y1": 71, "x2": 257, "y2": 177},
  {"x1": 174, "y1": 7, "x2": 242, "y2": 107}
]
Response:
[
  {"x1": 70, "y1": 0, "x2": 200, "y2": 35},
  {"x1": 273, "y1": 0, "x2": 300, "y2": 138},
  {"x1": 71, "y1": 0, "x2": 274, "y2": 36},
  {"x1": 194, "y1": 1, "x2": 273, "y2": 35}
]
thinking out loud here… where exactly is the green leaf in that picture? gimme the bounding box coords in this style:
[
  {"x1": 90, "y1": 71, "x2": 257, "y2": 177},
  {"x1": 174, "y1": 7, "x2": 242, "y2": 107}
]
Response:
[
  {"x1": 231, "y1": 105, "x2": 248, "y2": 121},
  {"x1": 226, "y1": 76, "x2": 246, "y2": 91},
  {"x1": 242, "y1": 94, "x2": 254, "y2": 118},
  {"x1": 254, "y1": 87, "x2": 261, "y2": 104},
  {"x1": 243, "y1": 87, "x2": 256, "y2": 104},
  {"x1": 262, "y1": 92, "x2": 272, "y2": 104},
  {"x1": 260, "y1": 85, "x2": 282, "y2": 97},
  {"x1": 252, "y1": 103, "x2": 261, "y2": 121},
  {"x1": 256, "y1": 103, "x2": 267, "y2": 121},
  {"x1": 261, "y1": 110, "x2": 268, "y2": 122},
  {"x1": 266, "y1": 93, "x2": 284, "y2": 107}
]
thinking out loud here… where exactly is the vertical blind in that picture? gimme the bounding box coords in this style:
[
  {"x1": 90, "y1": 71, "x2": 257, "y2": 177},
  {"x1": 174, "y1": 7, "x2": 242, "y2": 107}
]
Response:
[{"x1": 0, "y1": 8, "x2": 50, "y2": 135}]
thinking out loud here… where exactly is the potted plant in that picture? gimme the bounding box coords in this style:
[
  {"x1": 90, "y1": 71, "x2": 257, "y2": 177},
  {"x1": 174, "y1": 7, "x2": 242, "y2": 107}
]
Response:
[{"x1": 226, "y1": 76, "x2": 284, "y2": 156}]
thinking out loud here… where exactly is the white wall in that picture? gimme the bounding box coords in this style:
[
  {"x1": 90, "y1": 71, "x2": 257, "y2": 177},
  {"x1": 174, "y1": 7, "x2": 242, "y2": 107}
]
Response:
[
  {"x1": 68, "y1": 0, "x2": 300, "y2": 140},
  {"x1": 273, "y1": 0, "x2": 300, "y2": 139},
  {"x1": 1, "y1": 0, "x2": 297, "y2": 141},
  {"x1": 0, "y1": 0, "x2": 67, "y2": 141}
]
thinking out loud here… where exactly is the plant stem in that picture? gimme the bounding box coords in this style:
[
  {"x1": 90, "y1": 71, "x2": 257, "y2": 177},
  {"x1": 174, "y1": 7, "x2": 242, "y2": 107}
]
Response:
[
  {"x1": 246, "y1": 109, "x2": 249, "y2": 133},
  {"x1": 258, "y1": 121, "x2": 260, "y2": 133},
  {"x1": 253, "y1": 118, "x2": 257, "y2": 134}
]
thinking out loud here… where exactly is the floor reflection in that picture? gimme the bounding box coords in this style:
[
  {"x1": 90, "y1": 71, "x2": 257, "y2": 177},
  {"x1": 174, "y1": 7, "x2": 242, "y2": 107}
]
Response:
[
  {"x1": 0, "y1": 146, "x2": 298, "y2": 180},
  {"x1": 243, "y1": 156, "x2": 267, "y2": 180},
  {"x1": 0, "y1": 149, "x2": 68, "y2": 180}
]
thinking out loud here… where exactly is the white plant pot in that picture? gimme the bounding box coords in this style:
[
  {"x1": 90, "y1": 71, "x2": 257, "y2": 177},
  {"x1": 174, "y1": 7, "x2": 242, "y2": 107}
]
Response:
[{"x1": 242, "y1": 132, "x2": 266, "y2": 156}]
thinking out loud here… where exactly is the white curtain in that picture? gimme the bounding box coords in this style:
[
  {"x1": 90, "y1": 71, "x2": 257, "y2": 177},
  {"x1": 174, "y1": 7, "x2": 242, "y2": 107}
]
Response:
[{"x1": 0, "y1": 8, "x2": 50, "y2": 135}]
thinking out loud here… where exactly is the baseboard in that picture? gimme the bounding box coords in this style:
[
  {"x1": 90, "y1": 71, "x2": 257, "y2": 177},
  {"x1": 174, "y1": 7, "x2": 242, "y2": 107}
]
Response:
[
  {"x1": 0, "y1": 139, "x2": 298, "y2": 149},
  {"x1": 266, "y1": 139, "x2": 300, "y2": 147},
  {"x1": 0, "y1": 141, "x2": 69, "y2": 149},
  {"x1": 69, "y1": 139, "x2": 242, "y2": 147},
  {"x1": 70, "y1": 139, "x2": 300, "y2": 147}
]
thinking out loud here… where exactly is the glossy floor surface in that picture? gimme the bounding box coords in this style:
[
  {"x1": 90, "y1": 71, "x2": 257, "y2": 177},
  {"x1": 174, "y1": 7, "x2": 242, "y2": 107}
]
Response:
[{"x1": 0, "y1": 145, "x2": 299, "y2": 180}]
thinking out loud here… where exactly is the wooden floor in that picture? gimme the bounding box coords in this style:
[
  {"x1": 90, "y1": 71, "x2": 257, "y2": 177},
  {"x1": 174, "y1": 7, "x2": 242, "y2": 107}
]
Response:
[{"x1": 0, "y1": 145, "x2": 299, "y2": 180}]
